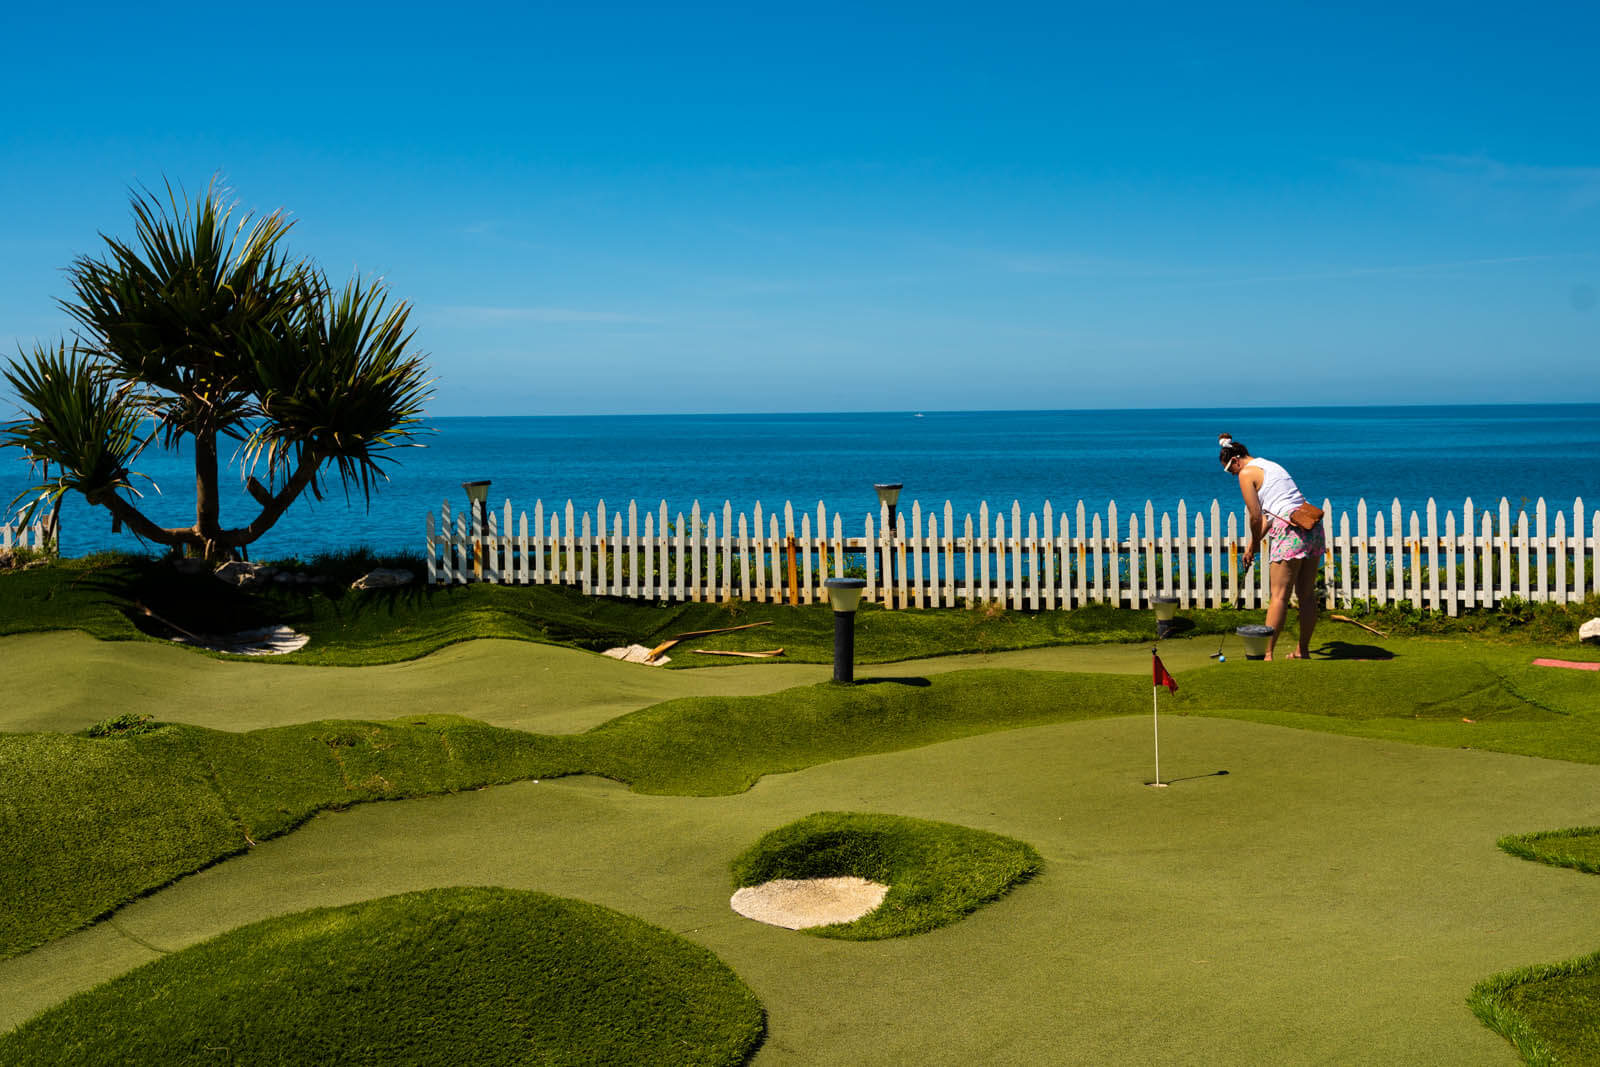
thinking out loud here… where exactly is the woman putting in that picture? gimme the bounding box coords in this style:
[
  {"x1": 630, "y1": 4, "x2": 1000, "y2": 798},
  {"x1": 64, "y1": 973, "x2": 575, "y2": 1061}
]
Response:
[{"x1": 1219, "y1": 434, "x2": 1324, "y2": 660}]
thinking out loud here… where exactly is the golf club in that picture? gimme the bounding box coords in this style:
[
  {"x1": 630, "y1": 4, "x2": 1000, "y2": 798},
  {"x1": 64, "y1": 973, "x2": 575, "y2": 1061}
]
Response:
[{"x1": 1211, "y1": 557, "x2": 1257, "y2": 660}]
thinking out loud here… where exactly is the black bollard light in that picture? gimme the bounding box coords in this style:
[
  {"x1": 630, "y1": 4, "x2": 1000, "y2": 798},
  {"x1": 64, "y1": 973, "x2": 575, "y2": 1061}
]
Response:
[
  {"x1": 825, "y1": 577, "x2": 868, "y2": 683},
  {"x1": 462, "y1": 480, "x2": 492, "y2": 579},
  {"x1": 1153, "y1": 596, "x2": 1179, "y2": 639},
  {"x1": 874, "y1": 483, "x2": 903, "y2": 597}
]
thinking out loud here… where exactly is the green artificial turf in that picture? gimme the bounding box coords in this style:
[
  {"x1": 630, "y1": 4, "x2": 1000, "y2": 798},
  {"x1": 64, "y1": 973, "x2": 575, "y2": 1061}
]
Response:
[
  {"x1": 0, "y1": 887, "x2": 766, "y2": 1067},
  {"x1": 5, "y1": 643, "x2": 1599, "y2": 961},
  {"x1": 730, "y1": 811, "x2": 1041, "y2": 939},
  {"x1": 11, "y1": 717, "x2": 1592, "y2": 1062},
  {"x1": 1498, "y1": 827, "x2": 1600, "y2": 875},
  {"x1": 1470, "y1": 949, "x2": 1600, "y2": 1066}
]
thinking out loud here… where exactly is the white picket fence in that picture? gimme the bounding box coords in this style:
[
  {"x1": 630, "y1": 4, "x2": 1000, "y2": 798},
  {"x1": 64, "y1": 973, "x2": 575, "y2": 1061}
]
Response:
[
  {"x1": 1, "y1": 520, "x2": 52, "y2": 553},
  {"x1": 425, "y1": 496, "x2": 1598, "y2": 615}
]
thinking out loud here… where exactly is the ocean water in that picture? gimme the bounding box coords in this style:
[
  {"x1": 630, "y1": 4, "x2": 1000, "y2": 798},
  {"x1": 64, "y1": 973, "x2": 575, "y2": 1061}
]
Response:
[{"x1": 4, "y1": 405, "x2": 1598, "y2": 560}]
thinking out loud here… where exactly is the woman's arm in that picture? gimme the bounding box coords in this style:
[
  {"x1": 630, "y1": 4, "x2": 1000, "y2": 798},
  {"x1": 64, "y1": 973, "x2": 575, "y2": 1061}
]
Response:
[{"x1": 1238, "y1": 468, "x2": 1266, "y2": 567}]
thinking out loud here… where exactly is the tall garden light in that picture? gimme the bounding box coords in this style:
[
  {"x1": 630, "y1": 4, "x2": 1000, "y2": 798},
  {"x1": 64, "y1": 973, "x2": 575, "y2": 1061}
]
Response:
[
  {"x1": 1153, "y1": 596, "x2": 1179, "y2": 639},
  {"x1": 825, "y1": 577, "x2": 868, "y2": 683},
  {"x1": 462, "y1": 480, "x2": 491, "y2": 579},
  {"x1": 874, "y1": 483, "x2": 903, "y2": 592}
]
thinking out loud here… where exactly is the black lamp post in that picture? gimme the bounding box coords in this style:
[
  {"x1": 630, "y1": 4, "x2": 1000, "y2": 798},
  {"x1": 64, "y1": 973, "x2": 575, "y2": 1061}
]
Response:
[
  {"x1": 874, "y1": 483, "x2": 902, "y2": 592},
  {"x1": 1153, "y1": 596, "x2": 1179, "y2": 639},
  {"x1": 462, "y1": 480, "x2": 491, "y2": 579},
  {"x1": 825, "y1": 577, "x2": 868, "y2": 683}
]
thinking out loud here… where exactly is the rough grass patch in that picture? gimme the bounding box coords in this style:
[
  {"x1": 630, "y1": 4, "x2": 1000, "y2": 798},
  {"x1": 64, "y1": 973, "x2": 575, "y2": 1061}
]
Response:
[
  {"x1": 1470, "y1": 948, "x2": 1600, "y2": 1066},
  {"x1": 0, "y1": 887, "x2": 766, "y2": 1067},
  {"x1": 731, "y1": 811, "x2": 1041, "y2": 939},
  {"x1": 84, "y1": 712, "x2": 159, "y2": 738},
  {"x1": 1497, "y1": 826, "x2": 1600, "y2": 875}
]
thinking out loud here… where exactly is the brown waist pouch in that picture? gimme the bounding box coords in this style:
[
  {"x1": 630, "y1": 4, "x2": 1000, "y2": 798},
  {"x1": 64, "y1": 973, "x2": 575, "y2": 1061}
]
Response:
[{"x1": 1288, "y1": 502, "x2": 1324, "y2": 531}]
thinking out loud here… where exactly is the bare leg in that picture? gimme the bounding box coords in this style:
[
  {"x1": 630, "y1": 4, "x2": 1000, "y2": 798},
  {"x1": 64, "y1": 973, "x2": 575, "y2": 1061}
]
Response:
[
  {"x1": 1294, "y1": 553, "x2": 1321, "y2": 657},
  {"x1": 1265, "y1": 558, "x2": 1299, "y2": 660}
]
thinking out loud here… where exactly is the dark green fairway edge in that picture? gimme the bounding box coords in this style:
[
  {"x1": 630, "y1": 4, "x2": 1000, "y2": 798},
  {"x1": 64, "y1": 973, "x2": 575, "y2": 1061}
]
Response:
[
  {"x1": 0, "y1": 887, "x2": 766, "y2": 1067},
  {"x1": 1470, "y1": 948, "x2": 1600, "y2": 1067},
  {"x1": 1498, "y1": 826, "x2": 1600, "y2": 876},
  {"x1": 1476, "y1": 830, "x2": 1600, "y2": 1064},
  {"x1": 730, "y1": 811, "x2": 1042, "y2": 939}
]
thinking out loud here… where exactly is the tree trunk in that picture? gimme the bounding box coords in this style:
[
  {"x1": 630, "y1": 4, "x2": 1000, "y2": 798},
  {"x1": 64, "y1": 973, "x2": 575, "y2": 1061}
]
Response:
[
  {"x1": 193, "y1": 430, "x2": 227, "y2": 561},
  {"x1": 86, "y1": 440, "x2": 321, "y2": 563}
]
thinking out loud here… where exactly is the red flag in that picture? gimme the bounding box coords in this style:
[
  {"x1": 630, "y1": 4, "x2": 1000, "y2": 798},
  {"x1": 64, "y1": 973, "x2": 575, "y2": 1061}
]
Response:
[{"x1": 1153, "y1": 652, "x2": 1178, "y2": 693}]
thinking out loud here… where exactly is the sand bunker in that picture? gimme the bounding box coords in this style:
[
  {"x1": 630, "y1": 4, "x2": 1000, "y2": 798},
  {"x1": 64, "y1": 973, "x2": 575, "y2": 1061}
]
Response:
[{"x1": 730, "y1": 877, "x2": 889, "y2": 930}]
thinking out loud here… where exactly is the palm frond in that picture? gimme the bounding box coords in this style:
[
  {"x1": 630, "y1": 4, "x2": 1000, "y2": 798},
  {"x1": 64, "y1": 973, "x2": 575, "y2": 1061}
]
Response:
[
  {"x1": 0, "y1": 342, "x2": 152, "y2": 525},
  {"x1": 244, "y1": 274, "x2": 433, "y2": 506},
  {"x1": 61, "y1": 179, "x2": 310, "y2": 441}
]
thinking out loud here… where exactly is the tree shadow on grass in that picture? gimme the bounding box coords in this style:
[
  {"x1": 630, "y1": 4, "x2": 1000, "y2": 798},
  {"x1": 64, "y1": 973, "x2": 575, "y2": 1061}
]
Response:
[
  {"x1": 83, "y1": 559, "x2": 447, "y2": 642},
  {"x1": 852, "y1": 677, "x2": 933, "y2": 688},
  {"x1": 1313, "y1": 640, "x2": 1396, "y2": 661}
]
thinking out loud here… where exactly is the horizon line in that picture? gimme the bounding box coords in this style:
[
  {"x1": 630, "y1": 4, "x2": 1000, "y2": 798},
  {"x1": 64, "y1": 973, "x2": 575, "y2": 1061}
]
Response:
[{"x1": 421, "y1": 399, "x2": 1600, "y2": 419}]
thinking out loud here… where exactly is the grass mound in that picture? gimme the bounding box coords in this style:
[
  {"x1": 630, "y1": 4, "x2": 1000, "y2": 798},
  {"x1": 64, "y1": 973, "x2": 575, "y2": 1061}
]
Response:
[
  {"x1": 0, "y1": 887, "x2": 765, "y2": 1067},
  {"x1": 730, "y1": 812, "x2": 1041, "y2": 939},
  {"x1": 1470, "y1": 948, "x2": 1600, "y2": 1066},
  {"x1": 1498, "y1": 827, "x2": 1600, "y2": 875},
  {"x1": 0, "y1": 718, "x2": 576, "y2": 959}
]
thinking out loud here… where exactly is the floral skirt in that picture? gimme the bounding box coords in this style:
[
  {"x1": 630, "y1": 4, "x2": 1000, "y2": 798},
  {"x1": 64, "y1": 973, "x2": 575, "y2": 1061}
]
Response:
[{"x1": 1268, "y1": 515, "x2": 1326, "y2": 563}]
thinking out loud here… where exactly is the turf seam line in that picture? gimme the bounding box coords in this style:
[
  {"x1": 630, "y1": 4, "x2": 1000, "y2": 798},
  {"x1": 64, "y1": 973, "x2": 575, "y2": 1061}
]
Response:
[{"x1": 105, "y1": 916, "x2": 174, "y2": 956}]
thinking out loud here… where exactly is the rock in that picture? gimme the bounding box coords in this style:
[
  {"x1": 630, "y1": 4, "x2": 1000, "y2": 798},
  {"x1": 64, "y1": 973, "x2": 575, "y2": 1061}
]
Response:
[
  {"x1": 1580, "y1": 618, "x2": 1600, "y2": 644},
  {"x1": 171, "y1": 625, "x2": 309, "y2": 656},
  {"x1": 351, "y1": 567, "x2": 414, "y2": 590},
  {"x1": 603, "y1": 644, "x2": 671, "y2": 666},
  {"x1": 213, "y1": 561, "x2": 277, "y2": 587}
]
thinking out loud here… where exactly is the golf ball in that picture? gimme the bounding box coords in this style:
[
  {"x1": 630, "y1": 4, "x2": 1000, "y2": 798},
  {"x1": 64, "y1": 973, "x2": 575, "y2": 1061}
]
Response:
[{"x1": 1218, "y1": 655, "x2": 1226, "y2": 662}]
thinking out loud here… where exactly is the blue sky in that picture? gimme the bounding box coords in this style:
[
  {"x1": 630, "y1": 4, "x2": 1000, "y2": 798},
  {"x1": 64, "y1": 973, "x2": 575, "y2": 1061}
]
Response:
[{"x1": 2, "y1": 2, "x2": 1596, "y2": 415}]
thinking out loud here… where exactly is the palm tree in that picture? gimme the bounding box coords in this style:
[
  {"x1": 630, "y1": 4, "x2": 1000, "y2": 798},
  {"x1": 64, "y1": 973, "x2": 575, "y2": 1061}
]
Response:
[{"x1": 2, "y1": 183, "x2": 431, "y2": 561}]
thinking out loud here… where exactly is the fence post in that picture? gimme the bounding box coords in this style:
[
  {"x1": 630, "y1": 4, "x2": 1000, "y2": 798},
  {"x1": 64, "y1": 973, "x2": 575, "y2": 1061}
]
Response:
[
  {"x1": 690, "y1": 501, "x2": 703, "y2": 602},
  {"x1": 1092, "y1": 511, "x2": 1105, "y2": 605},
  {"x1": 722, "y1": 502, "x2": 734, "y2": 601},
  {"x1": 941, "y1": 509, "x2": 955, "y2": 609},
  {"x1": 426, "y1": 510, "x2": 437, "y2": 583},
  {"x1": 1107, "y1": 501, "x2": 1121, "y2": 607},
  {"x1": 1026, "y1": 509, "x2": 1040, "y2": 611},
  {"x1": 1535, "y1": 498, "x2": 1549, "y2": 602},
  {"x1": 798, "y1": 515, "x2": 811, "y2": 606},
  {"x1": 1575, "y1": 498, "x2": 1588, "y2": 602},
  {"x1": 1425, "y1": 500, "x2": 1439, "y2": 611},
  {"x1": 1517, "y1": 506, "x2": 1531, "y2": 602}
]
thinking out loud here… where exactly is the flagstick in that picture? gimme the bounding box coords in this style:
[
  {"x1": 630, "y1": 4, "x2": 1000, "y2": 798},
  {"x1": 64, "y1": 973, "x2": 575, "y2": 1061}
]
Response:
[{"x1": 1150, "y1": 681, "x2": 1166, "y2": 787}]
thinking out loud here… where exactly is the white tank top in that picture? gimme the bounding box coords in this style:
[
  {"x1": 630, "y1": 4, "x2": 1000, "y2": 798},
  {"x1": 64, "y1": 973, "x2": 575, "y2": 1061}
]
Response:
[{"x1": 1246, "y1": 457, "x2": 1306, "y2": 521}]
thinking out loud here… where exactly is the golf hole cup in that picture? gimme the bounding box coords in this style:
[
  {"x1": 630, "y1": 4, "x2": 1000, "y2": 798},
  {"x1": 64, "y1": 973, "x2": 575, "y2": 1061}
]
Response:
[
  {"x1": 1235, "y1": 624, "x2": 1275, "y2": 660},
  {"x1": 1153, "y1": 596, "x2": 1179, "y2": 639}
]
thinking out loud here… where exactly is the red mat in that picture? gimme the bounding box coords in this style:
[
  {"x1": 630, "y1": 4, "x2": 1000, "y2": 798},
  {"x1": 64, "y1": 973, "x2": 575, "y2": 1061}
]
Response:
[{"x1": 1532, "y1": 658, "x2": 1600, "y2": 671}]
